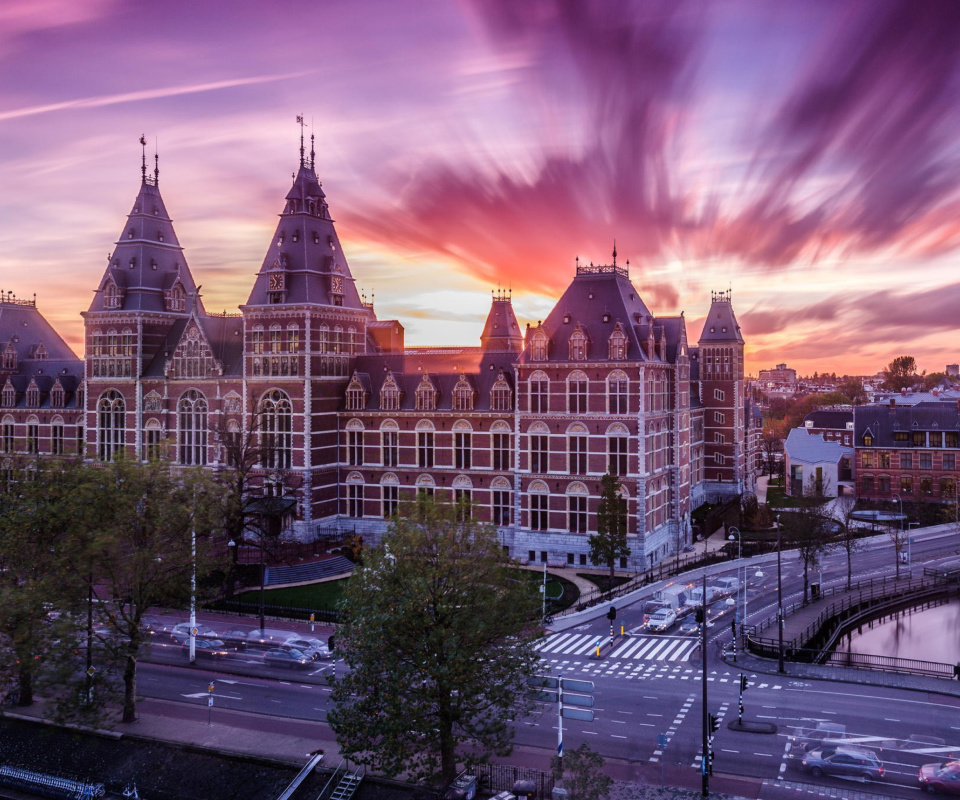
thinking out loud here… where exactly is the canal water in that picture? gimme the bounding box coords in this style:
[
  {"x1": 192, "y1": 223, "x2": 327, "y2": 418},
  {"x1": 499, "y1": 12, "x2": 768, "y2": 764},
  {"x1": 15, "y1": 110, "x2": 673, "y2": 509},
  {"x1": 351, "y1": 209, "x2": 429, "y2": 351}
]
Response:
[{"x1": 839, "y1": 599, "x2": 960, "y2": 664}]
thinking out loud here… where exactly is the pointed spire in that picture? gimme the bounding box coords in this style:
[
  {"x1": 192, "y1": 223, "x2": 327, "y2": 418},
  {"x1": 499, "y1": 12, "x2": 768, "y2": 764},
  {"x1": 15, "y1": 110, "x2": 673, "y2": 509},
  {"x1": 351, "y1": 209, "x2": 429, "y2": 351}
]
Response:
[
  {"x1": 612, "y1": 240, "x2": 618, "y2": 266},
  {"x1": 154, "y1": 147, "x2": 159, "y2": 186},
  {"x1": 310, "y1": 131, "x2": 315, "y2": 170},
  {"x1": 296, "y1": 114, "x2": 306, "y2": 168},
  {"x1": 139, "y1": 134, "x2": 147, "y2": 184}
]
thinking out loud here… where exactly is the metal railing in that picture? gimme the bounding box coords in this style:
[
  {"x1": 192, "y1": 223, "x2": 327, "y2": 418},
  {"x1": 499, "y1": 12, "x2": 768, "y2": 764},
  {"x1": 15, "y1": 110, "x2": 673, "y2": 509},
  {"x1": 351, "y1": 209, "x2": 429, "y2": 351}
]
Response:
[
  {"x1": 0, "y1": 765, "x2": 104, "y2": 800},
  {"x1": 473, "y1": 763, "x2": 554, "y2": 799}
]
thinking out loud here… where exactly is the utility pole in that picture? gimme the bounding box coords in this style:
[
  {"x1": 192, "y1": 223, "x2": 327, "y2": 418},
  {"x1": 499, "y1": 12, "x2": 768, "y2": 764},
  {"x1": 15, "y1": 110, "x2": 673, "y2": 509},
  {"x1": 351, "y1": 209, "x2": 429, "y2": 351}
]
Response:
[{"x1": 700, "y1": 570, "x2": 709, "y2": 797}]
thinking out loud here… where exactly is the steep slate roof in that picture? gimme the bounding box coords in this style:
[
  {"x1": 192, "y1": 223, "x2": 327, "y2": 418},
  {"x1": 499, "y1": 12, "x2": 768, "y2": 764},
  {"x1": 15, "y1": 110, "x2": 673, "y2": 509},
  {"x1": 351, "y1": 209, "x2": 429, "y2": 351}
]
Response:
[
  {"x1": 88, "y1": 175, "x2": 203, "y2": 315},
  {"x1": 245, "y1": 158, "x2": 367, "y2": 311},
  {"x1": 804, "y1": 408, "x2": 854, "y2": 430},
  {"x1": 855, "y1": 401, "x2": 960, "y2": 444},
  {"x1": 519, "y1": 261, "x2": 660, "y2": 364},
  {"x1": 698, "y1": 290, "x2": 744, "y2": 344},
  {"x1": 480, "y1": 296, "x2": 523, "y2": 353},
  {"x1": 140, "y1": 312, "x2": 244, "y2": 379},
  {"x1": 785, "y1": 428, "x2": 852, "y2": 465}
]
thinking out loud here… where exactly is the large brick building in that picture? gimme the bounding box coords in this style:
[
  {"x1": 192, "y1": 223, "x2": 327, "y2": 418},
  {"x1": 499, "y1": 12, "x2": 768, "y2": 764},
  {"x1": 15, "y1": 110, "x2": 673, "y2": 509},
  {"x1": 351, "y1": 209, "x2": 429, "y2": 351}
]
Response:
[{"x1": 0, "y1": 141, "x2": 751, "y2": 569}]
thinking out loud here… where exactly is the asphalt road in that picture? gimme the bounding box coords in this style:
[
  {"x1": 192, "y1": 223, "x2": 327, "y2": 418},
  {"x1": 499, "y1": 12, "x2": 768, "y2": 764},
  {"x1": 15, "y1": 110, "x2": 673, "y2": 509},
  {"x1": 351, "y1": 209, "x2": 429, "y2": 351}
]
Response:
[{"x1": 131, "y1": 525, "x2": 960, "y2": 798}]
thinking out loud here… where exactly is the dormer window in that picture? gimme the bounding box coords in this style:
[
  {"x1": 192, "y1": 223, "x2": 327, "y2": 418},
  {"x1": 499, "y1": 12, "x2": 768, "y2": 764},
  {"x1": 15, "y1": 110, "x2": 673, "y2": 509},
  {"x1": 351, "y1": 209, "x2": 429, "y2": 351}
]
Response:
[
  {"x1": 2, "y1": 344, "x2": 17, "y2": 371},
  {"x1": 25, "y1": 381, "x2": 40, "y2": 408},
  {"x1": 165, "y1": 284, "x2": 185, "y2": 312},
  {"x1": 1, "y1": 382, "x2": 14, "y2": 407},
  {"x1": 863, "y1": 432, "x2": 874, "y2": 447},
  {"x1": 569, "y1": 327, "x2": 587, "y2": 361},
  {"x1": 415, "y1": 377, "x2": 436, "y2": 411},
  {"x1": 158, "y1": 232, "x2": 163, "y2": 242},
  {"x1": 453, "y1": 376, "x2": 474, "y2": 412},
  {"x1": 380, "y1": 373, "x2": 401, "y2": 411},
  {"x1": 104, "y1": 283, "x2": 123, "y2": 310},
  {"x1": 50, "y1": 381, "x2": 64, "y2": 408},
  {"x1": 127, "y1": 229, "x2": 134, "y2": 239},
  {"x1": 530, "y1": 329, "x2": 548, "y2": 362},
  {"x1": 345, "y1": 373, "x2": 367, "y2": 411},
  {"x1": 563, "y1": 314, "x2": 571, "y2": 324},
  {"x1": 608, "y1": 326, "x2": 627, "y2": 360},
  {"x1": 490, "y1": 373, "x2": 512, "y2": 412},
  {"x1": 292, "y1": 231, "x2": 299, "y2": 243}
]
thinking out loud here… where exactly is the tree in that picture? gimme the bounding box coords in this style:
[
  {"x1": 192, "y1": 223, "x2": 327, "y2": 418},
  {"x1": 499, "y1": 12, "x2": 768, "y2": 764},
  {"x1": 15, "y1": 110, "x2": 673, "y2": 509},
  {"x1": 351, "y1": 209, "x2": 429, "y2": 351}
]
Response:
[
  {"x1": 834, "y1": 495, "x2": 864, "y2": 590},
  {"x1": 779, "y1": 476, "x2": 835, "y2": 603},
  {"x1": 76, "y1": 459, "x2": 223, "y2": 723},
  {"x1": 588, "y1": 470, "x2": 629, "y2": 581},
  {"x1": 836, "y1": 376, "x2": 867, "y2": 405},
  {"x1": 551, "y1": 742, "x2": 613, "y2": 800},
  {"x1": 882, "y1": 355, "x2": 919, "y2": 391},
  {"x1": 760, "y1": 424, "x2": 786, "y2": 478},
  {"x1": 329, "y1": 497, "x2": 541, "y2": 785}
]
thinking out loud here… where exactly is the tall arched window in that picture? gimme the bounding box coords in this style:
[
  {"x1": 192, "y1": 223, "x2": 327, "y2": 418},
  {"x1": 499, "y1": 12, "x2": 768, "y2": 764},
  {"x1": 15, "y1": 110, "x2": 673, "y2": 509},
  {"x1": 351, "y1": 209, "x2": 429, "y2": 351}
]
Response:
[
  {"x1": 178, "y1": 389, "x2": 208, "y2": 465},
  {"x1": 568, "y1": 326, "x2": 587, "y2": 360},
  {"x1": 98, "y1": 389, "x2": 125, "y2": 461},
  {"x1": 259, "y1": 389, "x2": 292, "y2": 469}
]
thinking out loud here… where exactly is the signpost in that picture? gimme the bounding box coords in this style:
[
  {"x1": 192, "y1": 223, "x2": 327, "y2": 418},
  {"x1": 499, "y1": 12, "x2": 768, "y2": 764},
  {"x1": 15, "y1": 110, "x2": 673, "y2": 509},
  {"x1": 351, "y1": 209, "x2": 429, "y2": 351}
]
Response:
[
  {"x1": 207, "y1": 681, "x2": 215, "y2": 725},
  {"x1": 657, "y1": 733, "x2": 668, "y2": 788},
  {"x1": 527, "y1": 674, "x2": 596, "y2": 787}
]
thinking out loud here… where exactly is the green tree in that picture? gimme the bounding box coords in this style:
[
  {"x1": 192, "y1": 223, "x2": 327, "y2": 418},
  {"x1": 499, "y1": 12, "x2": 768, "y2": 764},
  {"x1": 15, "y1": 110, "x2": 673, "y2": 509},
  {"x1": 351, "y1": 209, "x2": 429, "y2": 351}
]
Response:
[
  {"x1": 882, "y1": 355, "x2": 919, "y2": 391},
  {"x1": 329, "y1": 497, "x2": 540, "y2": 785},
  {"x1": 76, "y1": 459, "x2": 223, "y2": 723},
  {"x1": 836, "y1": 376, "x2": 867, "y2": 405},
  {"x1": 779, "y1": 476, "x2": 835, "y2": 602},
  {"x1": 551, "y1": 742, "x2": 613, "y2": 800},
  {"x1": 588, "y1": 470, "x2": 629, "y2": 581}
]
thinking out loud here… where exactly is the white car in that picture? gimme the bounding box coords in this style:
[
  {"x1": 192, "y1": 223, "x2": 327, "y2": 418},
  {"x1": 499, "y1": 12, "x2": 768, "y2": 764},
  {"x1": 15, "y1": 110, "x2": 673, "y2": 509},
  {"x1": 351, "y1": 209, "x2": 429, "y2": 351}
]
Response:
[
  {"x1": 645, "y1": 608, "x2": 677, "y2": 633},
  {"x1": 284, "y1": 636, "x2": 331, "y2": 661}
]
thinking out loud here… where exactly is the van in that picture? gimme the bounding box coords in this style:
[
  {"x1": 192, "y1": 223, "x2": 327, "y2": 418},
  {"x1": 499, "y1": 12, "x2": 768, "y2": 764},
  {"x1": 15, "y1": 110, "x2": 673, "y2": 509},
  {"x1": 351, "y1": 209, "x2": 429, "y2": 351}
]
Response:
[
  {"x1": 654, "y1": 585, "x2": 689, "y2": 612},
  {"x1": 686, "y1": 586, "x2": 718, "y2": 606},
  {"x1": 712, "y1": 577, "x2": 739, "y2": 595}
]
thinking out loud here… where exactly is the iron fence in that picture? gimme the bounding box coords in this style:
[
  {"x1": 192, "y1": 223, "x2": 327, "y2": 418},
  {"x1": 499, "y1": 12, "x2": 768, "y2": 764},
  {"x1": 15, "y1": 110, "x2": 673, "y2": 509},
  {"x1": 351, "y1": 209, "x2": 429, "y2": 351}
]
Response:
[{"x1": 473, "y1": 763, "x2": 554, "y2": 799}]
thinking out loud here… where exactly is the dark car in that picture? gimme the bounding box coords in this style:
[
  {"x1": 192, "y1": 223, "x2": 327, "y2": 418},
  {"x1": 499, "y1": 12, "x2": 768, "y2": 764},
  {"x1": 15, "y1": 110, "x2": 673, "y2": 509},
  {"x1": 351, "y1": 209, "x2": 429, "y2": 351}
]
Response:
[
  {"x1": 218, "y1": 629, "x2": 251, "y2": 652},
  {"x1": 801, "y1": 747, "x2": 884, "y2": 781},
  {"x1": 263, "y1": 647, "x2": 311, "y2": 669},
  {"x1": 182, "y1": 639, "x2": 232, "y2": 660},
  {"x1": 919, "y1": 761, "x2": 960, "y2": 795},
  {"x1": 170, "y1": 623, "x2": 218, "y2": 645}
]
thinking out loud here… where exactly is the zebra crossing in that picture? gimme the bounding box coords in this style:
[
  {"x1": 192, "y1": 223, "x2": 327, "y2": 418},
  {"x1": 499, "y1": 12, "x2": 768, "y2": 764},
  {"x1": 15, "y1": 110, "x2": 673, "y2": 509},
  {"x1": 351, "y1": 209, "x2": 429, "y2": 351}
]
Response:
[{"x1": 538, "y1": 632, "x2": 700, "y2": 662}]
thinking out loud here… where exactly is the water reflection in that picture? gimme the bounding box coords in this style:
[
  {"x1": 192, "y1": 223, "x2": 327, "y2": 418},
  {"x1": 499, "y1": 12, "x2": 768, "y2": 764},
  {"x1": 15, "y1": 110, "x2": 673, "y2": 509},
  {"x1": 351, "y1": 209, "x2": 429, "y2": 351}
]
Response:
[{"x1": 840, "y1": 599, "x2": 960, "y2": 664}]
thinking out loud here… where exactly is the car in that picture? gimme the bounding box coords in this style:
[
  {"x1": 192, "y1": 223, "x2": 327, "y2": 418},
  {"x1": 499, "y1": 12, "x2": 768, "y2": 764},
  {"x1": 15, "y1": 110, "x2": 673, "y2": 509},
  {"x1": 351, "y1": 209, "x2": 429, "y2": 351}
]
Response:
[
  {"x1": 644, "y1": 608, "x2": 677, "y2": 633},
  {"x1": 919, "y1": 760, "x2": 960, "y2": 795},
  {"x1": 246, "y1": 628, "x2": 300, "y2": 652},
  {"x1": 284, "y1": 636, "x2": 330, "y2": 661},
  {"x1": 263, "y1": 647, "x2": 312, "y2": 669},
  {"x1": 678, "y1": 617, "x2": 700, "y2": 635},
  {"x1": 789, "y1": 722, "x2": 848, "y2": 752},
  {"x1": 182, "y1": 639, "x2": 233, "y2": 660},
  {"x1": 218, "y1": 629, "x2": 252, "y2": 652},
  {"x1": 801, "y1": 747, "x2": 884, "y2": 781},
  {"x1": 899, "y1": 734, "x2": 948, "y2": 751},
  {"x1": 170, "y1": 622, "x2": 218, "y2": 644}
]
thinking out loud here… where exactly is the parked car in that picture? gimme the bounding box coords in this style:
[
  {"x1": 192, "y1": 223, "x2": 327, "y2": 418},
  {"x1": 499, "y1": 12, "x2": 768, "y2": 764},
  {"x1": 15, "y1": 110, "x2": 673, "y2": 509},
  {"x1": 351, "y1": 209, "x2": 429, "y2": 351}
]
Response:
[
  {"x1": 218, "y1": 629, "x2": 252, "y2": 652},
  {"x1": 183, "y1": 639, "x2": 233, "y2": 660},
  {"x1": 644, "y1": 608, "x2": 677, "y2": 633},
  {"x1": 247, "y1": 628, "x2": 299, "y2": 652},
  {"x1": 801, "y1": 747, "x2": 884, "y2": 781},
  {"x1": 789, "y1": 722, "x2": 848, "y2": 752},
  {"x1": 263, "y1": 647, "x2": 312, "y2": 669},
  {"x1": 284, "y1": 636, "x2": 330, "y2": 661},
  {"x1": 919, "y1": 761, "x2": 960, "y2": 794}
]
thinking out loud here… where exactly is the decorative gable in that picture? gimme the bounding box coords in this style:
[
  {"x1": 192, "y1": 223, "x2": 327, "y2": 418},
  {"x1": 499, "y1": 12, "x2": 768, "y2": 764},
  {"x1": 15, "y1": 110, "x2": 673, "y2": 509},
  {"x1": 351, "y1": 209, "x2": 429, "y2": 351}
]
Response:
[
  {"x1": 103, "y1": 279, "x2": 124, "y2": 310},
  {"x1": 2, "y1": 342, "x2": 17, "y2": 371},
  {"x1": 165, "y1": 322, "x2": 221, "y2": 379},
  {"x1": 25, "y1": 379, "x2": 40, "y2": 408},
  {"x1": 490, "y1": 371, "x2": 512, "y2": 412},
  {"x1": 415, "y1": 376, "x2": 437, "y2": 411},
  {"x1": 380, "y1": 372, "x2": 401, "y2": 411},
  {"x1": 346, "y1": 372, "x2": 367, "y2": 411},
  {"x1": 1, "y1": 379, "x2": 15, "y2": 407},
  {"x1": 608, "y1": 324, "x2": 627, "y2": 360},
  {"x1": 452, "y1": 374, "x2": 474, "y2": 412},
  {"x1": 569, "y1": 325, "x2": 588, "y2": 361},
  {"x1": 165, "y1": 281, "x2": 186, "y2": 312},
  {"x1": 529, "y1": 327, "x2": 548, "y2": 361},
  {"x1": 49, "y1": 379, "x2": 65, "y2": 408}
]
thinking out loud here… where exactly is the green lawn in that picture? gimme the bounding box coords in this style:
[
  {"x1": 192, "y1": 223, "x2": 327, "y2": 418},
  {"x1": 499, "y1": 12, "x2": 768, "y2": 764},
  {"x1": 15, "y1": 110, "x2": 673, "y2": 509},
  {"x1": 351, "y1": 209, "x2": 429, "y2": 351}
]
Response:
[
  {"x1": 236, "y1": 579, "x2": 346, "y2": 610},
  {"x1": 576, "y1": 573, "x2": 632, "y2": 593}
]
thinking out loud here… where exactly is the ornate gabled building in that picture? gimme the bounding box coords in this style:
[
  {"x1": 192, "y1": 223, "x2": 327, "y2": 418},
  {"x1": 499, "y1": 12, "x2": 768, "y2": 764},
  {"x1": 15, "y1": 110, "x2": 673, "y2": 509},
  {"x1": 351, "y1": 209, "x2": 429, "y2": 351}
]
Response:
[{"x1": 1, "y1": 137, "x2": 749, "y2": 570}]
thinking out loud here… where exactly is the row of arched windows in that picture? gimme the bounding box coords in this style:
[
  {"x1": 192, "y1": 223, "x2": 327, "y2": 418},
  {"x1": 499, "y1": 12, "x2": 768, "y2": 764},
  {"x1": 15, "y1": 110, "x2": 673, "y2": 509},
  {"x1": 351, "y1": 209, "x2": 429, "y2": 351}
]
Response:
[
  {"x1": 527, "y1": 369, "x2": 632, "y2": 414},
  {"x1": 527, "y1": 325, "x2": 630, "y2": 362},
  {"x1": 95, "y1": 388, "x2": 293, "y2": 468}
]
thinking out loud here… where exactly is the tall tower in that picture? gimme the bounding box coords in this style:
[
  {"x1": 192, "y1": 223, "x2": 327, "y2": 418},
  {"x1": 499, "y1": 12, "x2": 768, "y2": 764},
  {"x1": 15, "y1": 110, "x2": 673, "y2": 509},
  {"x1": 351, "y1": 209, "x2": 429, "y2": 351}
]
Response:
[
  {"x1": 81, "y1": 139, "x2": 200, "y2": 462},
  {"x1": 697, "y1": 290, "x2": 745, "y2": 500},
  {"x1": 240, "y1": 130, "x2": 374, "y2": 531}
]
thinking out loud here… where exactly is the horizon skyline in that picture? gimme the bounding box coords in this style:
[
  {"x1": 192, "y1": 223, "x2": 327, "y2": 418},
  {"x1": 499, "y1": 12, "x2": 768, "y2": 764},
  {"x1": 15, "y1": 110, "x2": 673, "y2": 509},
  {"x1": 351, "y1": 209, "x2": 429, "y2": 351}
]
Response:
[{"x1": 2, "y1": 0, "x2": 960, "y2": 376}]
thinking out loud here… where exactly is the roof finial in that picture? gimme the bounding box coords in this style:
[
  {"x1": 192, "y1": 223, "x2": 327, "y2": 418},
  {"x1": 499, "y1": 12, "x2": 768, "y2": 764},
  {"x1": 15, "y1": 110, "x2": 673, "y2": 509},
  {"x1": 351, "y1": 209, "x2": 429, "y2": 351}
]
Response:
[
  {"x1": 139, "y1": 134, "x2": 147, "y2": 184},
  {"x1": 612, "y1": 240, "x2": 617, "y2": 266},
  {"x1": 310, "y1": 132, "x2": 315, "y2": 170},
  {"x1": 154, "y1": 137, "x2": 159, "y2": 185},
  {"x1": 296, "y1": 114, "x2": 306, "y2": 168}
]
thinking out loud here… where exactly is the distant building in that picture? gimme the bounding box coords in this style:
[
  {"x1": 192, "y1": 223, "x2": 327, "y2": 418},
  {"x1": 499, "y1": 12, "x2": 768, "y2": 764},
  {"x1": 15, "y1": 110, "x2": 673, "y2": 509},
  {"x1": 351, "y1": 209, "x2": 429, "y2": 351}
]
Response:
[
  {"x1": 784, "y1": 428, "x2": 853, "y2": 498},
  {"x1": 947, "y1": 364, "x2": 959, "y2": 378},
  {"x1": 803, "y1": 407, "x2": 854, "y2": 447},
  {"x1": 0, "y1": 137, "x2": 751, "y2": 570},
  {"x1": 854, "y1": 400, "x2": 960, "y2": 505},
  {"x1": 758, "y1": 363, "x2": 797, "y2": 392}
]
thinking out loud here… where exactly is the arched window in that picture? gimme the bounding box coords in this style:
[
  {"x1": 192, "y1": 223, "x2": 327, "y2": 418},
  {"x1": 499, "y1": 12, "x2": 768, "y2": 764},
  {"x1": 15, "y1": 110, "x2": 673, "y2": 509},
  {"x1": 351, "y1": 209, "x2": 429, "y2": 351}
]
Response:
[
  {"x1": 345, "y1": 373, "x2": 366, "y2": 411},
  {"x1": 25, "y1": 380, "x2": 40, "y2": 408},
  {"x1": 98, "y1": 389, "x2": 125, "y2": 461},
  {"x1": 286, "y1": 324, "x2": 300, "y2": 352},
  {"x1": 490, "y1": 372, "x2": 512, "y2": 412},
  {"x1": 178, "y1": 389, "x2": 208, "y2": 466},
  {"x1": 608, "y1": 325, "x2": 627, "y2": 360},
  {"x1": 608, "y1": 370, "x2": 629, "y2": 414},
  {"x1": 251, "y1": 326, "x2": 264, "y2": 355},
  {"x1": 415, "y1": 377, "x2": 436, "y2": 411},
  {"x1": 567, "y1": 482, "x2": 589, "y2": 534},
  {"x1": 530, "y1": 329, "x2": 548, "y2": 361},
  {"x1": 346, "y1": 472, "x2": 365, "y2": 518},
  {"x1": 568, "y1": 327, "x2": 587, "y2": 361},
  {"x1": 269, "y1": 325, "x2": 282, "y2": 354},
  {"x1": 528, "y1": 479, "x2": 549, "y2": 531},
  {"x1": 568, "y1": 370, "x2": 588, "y2": 414},
  {"x1": 166, "y1": 284, "x2": 185, "y2": 312},
  {"x1": 452, "y1": 376, "x2": 474, "y2": 412},
  {"x1": 104, "y1": 282, "x2": 123, "y2": 309},
  {"x1": 529, "y1": 370, "x2": 549, "y2": 414},
  {"x1": 144, "y1": 418, "x2": 163, "y2": 461},
  {"x1": 491, "y1": 475, "x2": 512, "y2": 526},
  {"x1": 607, "y1": 421, "x2": 629, "y2": 475},
  {"x1": 259, "y1": 389, "x2": 292, "y2": 469},
  {"x1": 318, "y1": 325, "x2": 329, "y2": 353},
  {"x1": 50, "y1": 380, "x2": 65, "y2": 408}
]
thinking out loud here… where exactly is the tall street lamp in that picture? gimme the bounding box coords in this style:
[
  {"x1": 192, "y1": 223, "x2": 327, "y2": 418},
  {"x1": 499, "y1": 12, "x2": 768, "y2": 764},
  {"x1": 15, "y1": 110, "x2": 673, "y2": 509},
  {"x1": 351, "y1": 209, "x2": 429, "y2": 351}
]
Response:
[
  {"x1": 189, "y1": 528, "x2": 197, "y2": 665},
  {"x1": 727, "y1": 527, "x2": 746, "y2": 637},
  {"x1": 893, "y1": 493, "x2": 904, "y2": 578},
  {"x1": 758, "y1": 515, "x2": 786, "y2": 673}
]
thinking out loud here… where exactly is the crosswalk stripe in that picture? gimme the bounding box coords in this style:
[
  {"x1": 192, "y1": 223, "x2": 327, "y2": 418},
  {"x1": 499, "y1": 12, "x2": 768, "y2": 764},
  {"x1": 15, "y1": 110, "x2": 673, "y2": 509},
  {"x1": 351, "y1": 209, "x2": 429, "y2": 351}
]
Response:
[
  {"x1": 539, "y1": 633, "x2": 700, "y2": 662},
  {"x1": 539, "y1": 633, "x2": 584, "y2": 653}
]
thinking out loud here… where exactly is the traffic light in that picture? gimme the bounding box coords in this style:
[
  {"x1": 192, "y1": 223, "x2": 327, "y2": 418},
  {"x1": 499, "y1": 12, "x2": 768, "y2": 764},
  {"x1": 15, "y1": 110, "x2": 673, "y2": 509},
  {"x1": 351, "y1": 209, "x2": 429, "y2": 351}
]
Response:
[
  {"x1": 695, "y1": 606, "x2": 705, "y2": 623},
  {"x1": 606, "y1": 605, "x2": 617, "y2": 621},
  {"x1": 739, "y1": 674, "x2": 748, "y2": 692},
  {"x1": 708, "y1": 713, "x2": 720, "y2": 735},
  {"x1": 708, "y1": 749, "x2": 715, "y2": 775}
]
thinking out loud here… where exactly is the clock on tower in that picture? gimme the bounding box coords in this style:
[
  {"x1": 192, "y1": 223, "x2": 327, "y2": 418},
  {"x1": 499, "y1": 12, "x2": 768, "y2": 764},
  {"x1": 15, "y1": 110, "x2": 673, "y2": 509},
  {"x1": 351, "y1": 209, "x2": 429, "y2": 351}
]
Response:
[
  {"x1": 331, "y1": 275, "x2": 343, "y2": 295},
  {"x1": 269, "y1": 272, "x2": 285, "y2": 292}
]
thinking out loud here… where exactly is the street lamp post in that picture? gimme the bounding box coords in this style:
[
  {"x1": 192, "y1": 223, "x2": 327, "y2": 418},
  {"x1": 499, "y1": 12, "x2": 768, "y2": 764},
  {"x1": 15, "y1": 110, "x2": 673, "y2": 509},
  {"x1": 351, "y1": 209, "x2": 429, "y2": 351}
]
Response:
[
  {"x1": 727, "y1": 527, "x2": 746, "y2": 636},
  {"x1": 189, "y1": 528, "x2": 196, "y2": 664},
  {"x1": 893, "y1": 493, "x2": 904, "y2": 578},
  {"x1": 259, "y1": 531, "x2": 266, "y2": 632},
  {"x1": 775, "y1": 514, "x2": 785, "y2": 673}
]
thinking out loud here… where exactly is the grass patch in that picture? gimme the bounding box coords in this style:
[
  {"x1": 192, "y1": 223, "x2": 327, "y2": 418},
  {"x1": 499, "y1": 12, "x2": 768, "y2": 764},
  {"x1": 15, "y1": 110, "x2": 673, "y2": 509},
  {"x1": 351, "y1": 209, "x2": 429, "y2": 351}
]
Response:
[
  {"x1": 576, "y1": 573, "x2": 631, "y2": 593},
  {"x1": 764, "y1": 485, "x2": 791, "y2": 508},
  {"x1": 236, "y1": 579, "x2": 347, "y2": 610}
]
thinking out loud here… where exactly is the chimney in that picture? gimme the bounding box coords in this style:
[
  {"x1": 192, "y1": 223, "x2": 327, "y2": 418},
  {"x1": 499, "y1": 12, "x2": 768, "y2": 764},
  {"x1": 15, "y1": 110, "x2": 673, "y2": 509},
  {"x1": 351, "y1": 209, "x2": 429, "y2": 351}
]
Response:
[{"x1": 889, "y1": 398, "x2": 896, "y2": 412}]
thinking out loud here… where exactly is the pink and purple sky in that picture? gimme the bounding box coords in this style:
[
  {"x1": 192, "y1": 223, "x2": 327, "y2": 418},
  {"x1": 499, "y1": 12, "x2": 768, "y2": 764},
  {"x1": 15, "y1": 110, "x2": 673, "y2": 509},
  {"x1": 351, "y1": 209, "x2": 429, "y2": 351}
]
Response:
[{"x1": 2, "y1": 0, "x2": 959, "y2": 376}]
